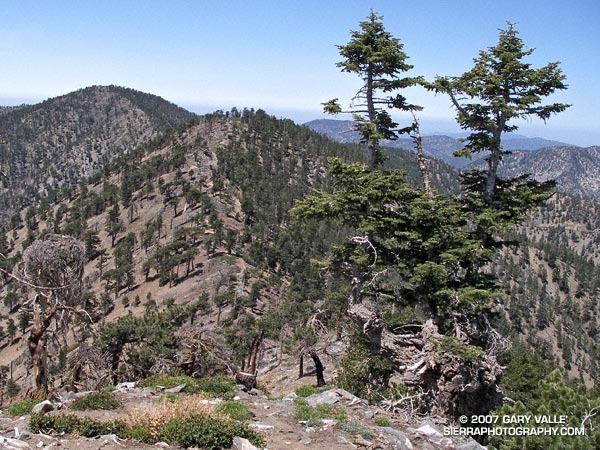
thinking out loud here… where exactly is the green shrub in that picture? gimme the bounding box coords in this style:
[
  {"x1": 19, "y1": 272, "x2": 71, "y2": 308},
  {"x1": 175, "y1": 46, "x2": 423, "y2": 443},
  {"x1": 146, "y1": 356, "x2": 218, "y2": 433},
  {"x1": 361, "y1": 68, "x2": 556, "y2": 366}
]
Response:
[
  {"x1": 295, "y1": 385, "x2": 317, "y2": 398},
  {"x1": 137, "y1": 374, "x2": 193, "y2": 389},
  {"x1": 216, "y1": 401, "x2": 253, "y2": 421},
  {"x1": 194, "y1": 376, "x2": 236, "y2": 398},
  {"x1": 158, "y1": 414, "x2": 265, "y2": 450},
  {"x1": 122, "y1": 425, "x2": 155, "y2": 443},
  {"x1": 138, "y1": 374, "x2": 235, "y2": 398},
  {"x1": 70, "y1": 390, "x2": 122, "y2": 411},
  {"x1": 6, "y1": 398, "x2": 39, "y2": 416},
  {"x1": 374, "y1": 416, "x2": 391, "y2": 427},
  {"x1": 337, "y1": 420, "x2": 373, "y2": 439},
  {"x1": 29, "y1": 413, "x2": 126, "y2": 437},
  {"x1": 434, "y1": 336, "x2": 484, "y2": 362},
  {"x1": 336, "y1": 340, "x2": 394, "y2": 402},
  {"x1": 294, "y1": 398, "x2": 347, "y2": 423}
]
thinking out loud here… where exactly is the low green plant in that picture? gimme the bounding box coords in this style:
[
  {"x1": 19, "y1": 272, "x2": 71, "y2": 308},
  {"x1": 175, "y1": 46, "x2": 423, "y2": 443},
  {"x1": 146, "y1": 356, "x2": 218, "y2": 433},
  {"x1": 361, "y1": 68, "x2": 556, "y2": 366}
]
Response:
[
  {"x1": 159, "y1": 392, "x2": 179, "y2": 403},
  {"x1": 138, "y1": 374, "x2": 235, "y2": 398},
  {"x1": 158, "y1": 414, "x2": 265, "y2": 450},
  {"x1": 6, "y1": 398, "x2": 40, "y2": 416},
  {"x1": 29, "y1": 412, "x2": 126, "y2": 437},
  {"x1": 295, "y1": 385, "x2": 318, "y2": 398},
  {"x1": 337, "y1": 420, "x2": 373, "y2": 439},
  {"x1": 434, "y1": 336, "x2": 484, "y2": 362},
  {"x1": 70, "y1": 390, "x2": 122, "y2": 411},
  {"x1": 194, "y1": 376, "x2": 236, "y2": 398},
  {"x1": 294, "y1": 398, "x2": 347, "y2": 424},
  {"x1": 216, "y1": 401, "x2": 253, "y2": 421},
  {"x1": 374, "y1": 416, "x2": 391, "y2": 427},
  {"x1": 122, "y1": 425, "x2": 154, "y2": 443}
]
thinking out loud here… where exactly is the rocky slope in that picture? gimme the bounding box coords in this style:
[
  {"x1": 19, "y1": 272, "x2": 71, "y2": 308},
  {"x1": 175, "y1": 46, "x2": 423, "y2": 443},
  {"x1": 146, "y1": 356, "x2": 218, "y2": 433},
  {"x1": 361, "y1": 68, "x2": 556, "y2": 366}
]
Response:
[
  {"x1": 0, "y1": 367, "x2": 485, "y2": 450},
  {"x1": 468, "y1": 146, "x2": 600, "y2": 200},
  {"x1": 0, "y1": 86, "x2": 195, "y2": 224}
]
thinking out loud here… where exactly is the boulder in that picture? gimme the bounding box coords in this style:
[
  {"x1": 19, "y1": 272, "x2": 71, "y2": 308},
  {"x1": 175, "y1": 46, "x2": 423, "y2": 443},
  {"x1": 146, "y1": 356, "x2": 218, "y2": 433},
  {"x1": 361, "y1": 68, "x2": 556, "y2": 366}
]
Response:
[
  {"x1": 31, "y1": 400, "x2": 54, "y2": 414},
  {"x1": 231, "y1": 436, "x2": 260, "y2": 450}
]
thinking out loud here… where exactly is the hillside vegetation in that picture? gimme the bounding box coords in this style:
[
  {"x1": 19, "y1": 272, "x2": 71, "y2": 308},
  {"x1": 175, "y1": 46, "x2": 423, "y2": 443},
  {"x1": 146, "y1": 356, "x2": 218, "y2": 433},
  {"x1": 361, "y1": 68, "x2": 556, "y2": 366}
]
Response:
[{"x1": 0, "y1": 85, "x2": 195, "y2": 224}]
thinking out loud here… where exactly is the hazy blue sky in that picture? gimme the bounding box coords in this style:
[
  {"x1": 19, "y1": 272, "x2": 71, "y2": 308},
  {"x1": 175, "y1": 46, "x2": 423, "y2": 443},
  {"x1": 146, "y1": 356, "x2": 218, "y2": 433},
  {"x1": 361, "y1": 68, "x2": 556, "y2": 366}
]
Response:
[{"x1": 1, "y1": 0, "x2": 598, "y2": 145}]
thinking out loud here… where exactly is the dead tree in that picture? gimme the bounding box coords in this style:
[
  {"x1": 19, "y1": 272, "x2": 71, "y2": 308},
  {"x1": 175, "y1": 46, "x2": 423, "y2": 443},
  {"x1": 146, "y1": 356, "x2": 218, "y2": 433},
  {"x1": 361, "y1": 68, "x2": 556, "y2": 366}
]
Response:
[
  {"x1": 411, "y1": 112, "x2": 431, "y2": 195},
  {"x1": 17, "y1": 235, "x2": 86, "y2": 395},
  {"x1": 175, "y1": 324, "x2": 234, "y2": 377},
  {"x1": 235, "y1": 331, "x2": 263, "y2": 390},
  {"x1": 309, "y1": 350, "x2": 326, "y2": 387},
  {"x1": 296, "y1": 312, "x2": 329, "y2": 387}
]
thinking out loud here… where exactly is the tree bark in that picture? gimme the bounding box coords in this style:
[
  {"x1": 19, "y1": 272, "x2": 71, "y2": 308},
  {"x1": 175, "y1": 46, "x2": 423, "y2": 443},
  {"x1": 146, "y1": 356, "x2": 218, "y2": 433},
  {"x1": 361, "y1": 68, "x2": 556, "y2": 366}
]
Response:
[
  {"x1": 28, "y1": 302, "x2": 58, "y2": 395},
  {"x1": 309, "y1": 351, "x2": 326, "y2": 387},
  {"x1": 298, "y1": 354, "x2": 304, "y2": 378}
]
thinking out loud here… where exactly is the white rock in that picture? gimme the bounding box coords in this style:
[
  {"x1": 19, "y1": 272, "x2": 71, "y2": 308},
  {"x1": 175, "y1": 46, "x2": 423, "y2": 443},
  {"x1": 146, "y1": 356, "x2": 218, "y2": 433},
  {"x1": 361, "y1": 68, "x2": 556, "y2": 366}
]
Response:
[
  {"x1": 231, "y1": 436, "x2": 260, "y2": 450},
  {"x1": 31, "y1": 400, "x2": 54, "y2": 414},
  {"x1": 0, "y1": 436, "x2": 30, "y2": 449},
  {"x1": 114, "y1": 381, "x2": 136, "y2": 390}
]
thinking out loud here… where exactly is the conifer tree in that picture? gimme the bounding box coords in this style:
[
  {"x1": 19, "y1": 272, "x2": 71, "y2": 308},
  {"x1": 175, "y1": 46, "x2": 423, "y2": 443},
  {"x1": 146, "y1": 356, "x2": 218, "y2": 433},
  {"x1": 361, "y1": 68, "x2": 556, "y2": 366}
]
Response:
[
  {"x1": 322, "y1": 10, "x2": 422, "y2": 170},
  {"x1": 429, "y1": 23, "x2": 569, "y2": 203}
]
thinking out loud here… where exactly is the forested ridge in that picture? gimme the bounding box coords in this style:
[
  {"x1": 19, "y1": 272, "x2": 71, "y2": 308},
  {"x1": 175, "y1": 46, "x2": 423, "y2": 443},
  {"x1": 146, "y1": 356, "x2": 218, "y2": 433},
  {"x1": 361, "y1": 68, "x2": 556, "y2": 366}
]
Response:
[
  {"x1": 0, "y1": 85, "x2": 195, "y2": 224},
  {"x1": 0, "y1": 13, "x2": 599, "y2": 450}
]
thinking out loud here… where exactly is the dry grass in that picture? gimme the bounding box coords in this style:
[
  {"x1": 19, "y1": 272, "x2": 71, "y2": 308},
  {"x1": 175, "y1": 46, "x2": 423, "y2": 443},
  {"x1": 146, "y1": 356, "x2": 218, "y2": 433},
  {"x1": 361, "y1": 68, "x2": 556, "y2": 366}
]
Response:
[{"x1": 127, "y1": 394, "x2": 212, "y2": 439}]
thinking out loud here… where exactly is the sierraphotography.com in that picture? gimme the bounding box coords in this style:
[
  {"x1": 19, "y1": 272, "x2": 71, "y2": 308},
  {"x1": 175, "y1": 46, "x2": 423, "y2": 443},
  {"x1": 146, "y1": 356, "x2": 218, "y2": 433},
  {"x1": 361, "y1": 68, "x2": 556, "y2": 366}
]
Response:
[{"x1": 445, "y1": 414, "x2": 585, "y2": 437}]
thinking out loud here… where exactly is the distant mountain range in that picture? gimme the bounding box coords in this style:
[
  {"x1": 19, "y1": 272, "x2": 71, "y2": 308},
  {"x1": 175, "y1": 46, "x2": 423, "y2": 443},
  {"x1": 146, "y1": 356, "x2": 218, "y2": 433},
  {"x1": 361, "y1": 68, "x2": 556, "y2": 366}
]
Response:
[
  {"x1": 304, "y1": 119, "x2": 574, "y2": 168},
  {"x1": 304, "y1": 119, "x2": 600, "y2": 200},
  {"x1": 468, "y1": 146, "x2": 600, "y2": 200}
]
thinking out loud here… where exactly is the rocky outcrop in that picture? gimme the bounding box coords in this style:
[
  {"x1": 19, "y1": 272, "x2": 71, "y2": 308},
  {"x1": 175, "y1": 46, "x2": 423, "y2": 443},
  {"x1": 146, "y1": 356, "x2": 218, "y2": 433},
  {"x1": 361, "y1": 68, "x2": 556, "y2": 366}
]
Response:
[{"x1": 348, "y1": 300, "x2": 504, "y2": 420}]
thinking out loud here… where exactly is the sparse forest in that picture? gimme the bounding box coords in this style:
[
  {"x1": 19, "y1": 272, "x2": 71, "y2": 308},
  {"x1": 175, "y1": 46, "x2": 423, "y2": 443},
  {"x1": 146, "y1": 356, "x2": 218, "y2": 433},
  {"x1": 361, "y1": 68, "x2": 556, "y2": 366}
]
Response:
[{"x1": 0, "y1": 12, "x2": 598, "y2": 450}]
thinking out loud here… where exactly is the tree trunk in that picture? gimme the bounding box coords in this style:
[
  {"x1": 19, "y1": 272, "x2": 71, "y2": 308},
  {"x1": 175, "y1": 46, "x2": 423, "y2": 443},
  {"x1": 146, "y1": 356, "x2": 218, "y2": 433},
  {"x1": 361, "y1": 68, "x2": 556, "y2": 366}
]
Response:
[
  {"x1": 298, "y1": 354, "x2": 304, "y2": 378},
  {"x1": 309, "y1": 351, "x2": 326, "y2": 387},
  {"x1": 412, "y1": 114, "x2": 431, "y2": 195},
  {"x1": 484, "y1": 128, "x2": 504, "y2": 204},
  {"x1": 28, "y1": 302, "x2": 58, "y2": 395},
  {"x1": 70, "y1": 361, "x2": 82, "y2": 392}
]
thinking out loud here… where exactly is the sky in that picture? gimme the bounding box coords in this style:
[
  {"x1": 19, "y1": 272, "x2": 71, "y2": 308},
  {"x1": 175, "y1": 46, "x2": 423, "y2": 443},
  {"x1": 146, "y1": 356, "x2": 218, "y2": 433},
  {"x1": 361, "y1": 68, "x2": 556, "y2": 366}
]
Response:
[{"x1": 1, "y1": 0, "x2": 598, "y2": 146}]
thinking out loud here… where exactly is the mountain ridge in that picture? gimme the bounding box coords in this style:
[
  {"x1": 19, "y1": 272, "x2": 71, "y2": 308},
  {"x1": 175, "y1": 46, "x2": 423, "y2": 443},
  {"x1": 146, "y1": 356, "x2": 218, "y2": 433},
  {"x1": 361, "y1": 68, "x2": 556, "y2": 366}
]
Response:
[
  {"x1": 304, "y1": 118, "x2": 578, "y2": 168},
  {"x1": 0, "y1": 85, "x2": 196, "y2": 224}
]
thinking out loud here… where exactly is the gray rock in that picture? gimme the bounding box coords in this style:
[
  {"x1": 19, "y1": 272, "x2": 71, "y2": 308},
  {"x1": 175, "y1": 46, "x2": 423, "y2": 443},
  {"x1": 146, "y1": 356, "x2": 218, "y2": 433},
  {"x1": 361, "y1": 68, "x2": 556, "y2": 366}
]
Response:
[
  {"x1": 248, "y1": 388, "x2": 264, "y2": 397},
  {"x1": 60, "y1": 391, "x2": 76, "y2": 401},
  {"x1": 457, "y1": 439, "x2": 487, "y2": 450},
  {"x1": 31, "y1": 400, "x2": 54, "y2": 414},
  {"x1": 305, "y1": 388, "x2": 361, "y2": 407},
  {"x1": 114, "y1": 381, "x2": 136, "y2": 390},
  {"x1": 282, "y1": 392, "x2": 298, "y2": 401},
  {"x1": 415, "y1": 423, "x2": 453, "y2": 446},
  {"x1": 231, "y1": 436, "x2": 260, "y2": 450},
  {"x1": 71, "y1": 390, "x2": 94, "y2": 398},
  {"x1": 377, "y1": 427, "x2": 413, "y2": 450},
  {"x1": 163, "y1": 383, "x2": 186, "y2": 393},
  {"x1": 250, "y1": 422, "x2": 274, "y2": 430},
  {"x1": 0, "y1": 436, "x2": 30, "y2": 449}
]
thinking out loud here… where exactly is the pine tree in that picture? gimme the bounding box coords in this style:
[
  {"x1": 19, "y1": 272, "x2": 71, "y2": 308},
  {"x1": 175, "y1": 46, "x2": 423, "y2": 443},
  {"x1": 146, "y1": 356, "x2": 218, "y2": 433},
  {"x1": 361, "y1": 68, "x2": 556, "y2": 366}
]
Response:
[
  {"x1": 322, "y1": 10, "x2": 422, "y2": 170},
  {"x1": 429, "y1": 23, "x2": 569, "y2": 203}
]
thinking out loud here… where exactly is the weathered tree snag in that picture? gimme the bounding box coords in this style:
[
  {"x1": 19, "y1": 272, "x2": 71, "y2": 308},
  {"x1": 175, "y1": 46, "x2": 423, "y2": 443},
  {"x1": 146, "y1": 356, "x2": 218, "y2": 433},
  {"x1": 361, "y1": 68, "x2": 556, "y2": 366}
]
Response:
[
  {"x1": 27, "y1": 302, "x2": 59, "y2": 396},
  {"x1": 348, "y1": 299, "x2": 503, "y2": 419},
  {"x1": 19, "y1": 235, "x2": 85, "y2": 394},
  {"x1": 411, "y1": 112, "x2": 431, "y2": 195},
  {"x1": 70, "y1": 361, "x2": 82, "y2": 393},
  {"x1": 309, "y1": 350, "x2": 326, "y2": 387},
  {"x1": 235, "y1": 331, "x2": 264, "y2": 390},
  {"x1": 298, "y1": 354, "x2": 304, "y2": 378}
]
